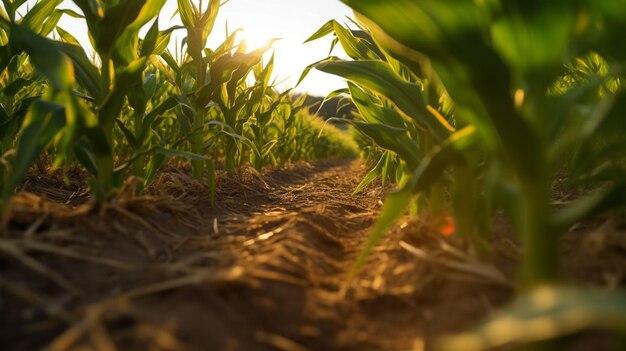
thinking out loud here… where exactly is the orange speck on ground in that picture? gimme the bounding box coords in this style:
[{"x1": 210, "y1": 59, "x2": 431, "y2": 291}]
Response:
[{"x1": 439, "y1": 215, "x2": 456, "y2": 236}]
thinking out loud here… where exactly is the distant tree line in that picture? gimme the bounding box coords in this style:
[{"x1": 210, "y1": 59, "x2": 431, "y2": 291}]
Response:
[{"x1": 293, "y1": 94, "x2": 356, "y2": 121}]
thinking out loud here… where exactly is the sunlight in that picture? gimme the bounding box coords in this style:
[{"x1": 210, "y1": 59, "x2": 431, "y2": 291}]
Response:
[
  {"x1": 166, "y1": 0, "x2": 352, "y2": 95},
  {"x1": 50, "y1": 0, "x2": 351, "y2": 96},
  {"x1": 238, "y1": 29, "x2": 277, "y2": 52}
]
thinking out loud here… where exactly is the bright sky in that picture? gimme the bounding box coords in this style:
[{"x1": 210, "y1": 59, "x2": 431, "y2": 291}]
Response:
[{"x1": 53, "y1": 0, "x2": 353, "y2": 96}]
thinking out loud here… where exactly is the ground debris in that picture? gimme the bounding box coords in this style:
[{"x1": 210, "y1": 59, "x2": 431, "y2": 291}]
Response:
[{"x1": 1, "y1": 159, "x2": 622, "y2": 351}]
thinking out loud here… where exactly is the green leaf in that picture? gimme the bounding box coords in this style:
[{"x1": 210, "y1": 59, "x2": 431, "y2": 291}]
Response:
[
  {"x1": 55, "y1": 26, "x2": 80, "y2": 46},
  {"x1": 348, "y1": 82, "x2": 405, "y2": 128},
  {"x1": 180, "y1": 0, "x2": 220, "y2": 61},
  {"x1": 142, "y1": 153, "x2": 166, "y2": 189},
  {"x1": 344, "y1": 0, "x2": 543, "y2": 180},
  {"x1": 155, "y1": 146, "x2": 209, "y2": 161},
  {"x1": 143, "y1": 73, "x2": 157, "y2": 101},
  {"x1": 304, "y1": 20, "x2": 334, "y2": 43},
  {"x1": 10, "y1": 25, "x2": 74, "y2": 90},
  {"x1": 353, "y1": 152, "x2": 387, "y2": 195},
  {"x1": 160, "y1": 50, "x2": 180, "y2": 73},
  {"x1": 0, "y1": 99, "x2": 28, "y2": 140},
  {"x1": 552, "y1": 183, "x2": 626, "y2": 232},
  {"x1": 4, "y1": 99, "x2": 65, "y2": 198},
  {"x1": 56, "y1": 41, "x2": 103, "y2": 101},
  {"x1": 140, "y1": 96, "x2": 179, "y2": 142},
  {"x1": 140, "y1": 22, "x2": 180, "y2": 58},
  {"x1": 405, "y1": 125, "x2": 478, "y2": 195},
  {"x1": 2, "y1": 77, "x2": 35, "y2": 96},
  {"x1": 73, "y1": 141, "x2": 98, "y2": 176},
  {"x1": 297, "y1": 56, "x2": 339, "y2": 87},
  {"x1": 21, "y1": 0, "x2": 63, "y2": 34},
  {"x1": 491, "y1": 1, "x2": 576, "y2": 83},
  {"x1": 438, "y1": 286, "x2": 626, "y2": 351},
  {"x1": 329, "y1": 117, "x2": 421, "y2": 170},
  {"x1": 197, "y1": 0, "x2": 221, "y2": 45},
  {"x1": 177, "y1": 0, "x2": 196, "y2": 28},
  {"x1": 349, "y1": 125, "x2": 478, "y2": 276},
  {"x1": 116, "y1": 119, "x2": 139, "y2": 149},
  {"x1": 59, "y1": 9, "x2": 84, "y2": 19},
  {"x1": 2, "y1": 0, "x2": 27, "y2": 22},
  {"x1": 97, "y1": 0, "x2": 145, "y2": 55},
  {"x1": 114, "y1": 0, "x2": 167, "y2": 63},
  {"x1": 40, "y1": 10, "x2": 63, "y2": 36},
  {"x1": 140, "y1": 18, "x2": 161, "y2": 57},
  {"x1": 332, "y1": 20, "x2": 378, "y2": 60},
  {"x1": 316, "y1": 59, "x2": 454, "y2": 142},
  {"x1": 351, "y1": 178, "x2": 413, "y2": 276},
  {"x1": 153, "y1": 26, "x2": 181, "y2": 56},
  {"x1": 341, "y1": 0, "x2": 488, "y2": 61}
]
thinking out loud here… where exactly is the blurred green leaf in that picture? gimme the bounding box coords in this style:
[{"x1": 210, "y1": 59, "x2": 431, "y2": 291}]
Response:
[
  {"x1": 552, "y1": 183, "x2": 626, "y2": 232},
  {"x1": 438, "y1": 286, "x2": 626, "y2": 351},
  {"x1": 2, "y1": 77, "x2": 35, "y2": 96},
  {"x1": 10, "y1": 24, "x2": 74, "y2": 90},
  {"x1": 155, "y1": 146, "x2": 209, "y2": 161},
  {"x1": 405, "y1": 125, "x2": 478, "y2": 194},
  {"x1": 4, "y1": 99, "x2": 65, "y2": 198},
  {"x1": 56, "y1": 41, "x2": 103, "y2": 101},
  {"x1": 492, "y1": 1, "x2": 576, "y2": 84}
]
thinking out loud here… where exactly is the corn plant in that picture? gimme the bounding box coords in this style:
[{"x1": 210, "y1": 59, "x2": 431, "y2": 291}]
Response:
[
  {"x1": 171, "y1": 0, "x2": 220, "y2": 178},
  {"x1": 167, "y1": 0, "x2": 272, "y2": 176},
  {"x1": 323, "y1": 0, "x2": 626, "y2": 349},
  {"x1": 56, "y1": 0, "x2": 172, "y2": 204},
  {"x1": 0, "y1": 0, "x2": 91, "y2": 209},
  {"x1": 303, "y1": 19, "x2": 489, "y2": 252}
]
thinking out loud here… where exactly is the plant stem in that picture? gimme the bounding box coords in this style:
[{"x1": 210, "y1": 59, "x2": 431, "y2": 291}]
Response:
[
  {"x1": 191, "y1": 46, "x2": 207, "y2": 178},
  {"x1": 519, "y1": 173, "x2": 556, "y2": 288}
]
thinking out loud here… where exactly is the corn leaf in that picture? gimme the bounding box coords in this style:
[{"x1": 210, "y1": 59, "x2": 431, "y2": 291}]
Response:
[
  {"x1": 56, "y1": 41, "x2": 103, "y2": 101},
  {"x1": 4, "y1": 99, "x2": 65, "y2": 198},
  {"x1": 316, "y1": 59, "x2": 454, "y2": 142},
  {"x1": 438, "y1": 286, "x2": 626, "y2": 351},
  {"x1": 405, "y1": 125, "x2": 478, "y2": 194},
  {"x1": 304, "y1": 20, "x2": 334, "y2": 43},
  {"x1": 351, "y1": 177, "x2": 413, "y2": 276},
  {"x1": 353, "y1": 152, "x2": 387, "y2": 195},
  {"x1": 21, "y1": 0, "x2": 63, "y2": 34},
  {"x1": 329, "y1": 117, "x2": 421, "y2": 170},
  {"x1": 10, "y1": 25, "x2": 74, "y2": 90},
  {"x1": 343, "y1": 0, "x2": 543, "y2": 180}
]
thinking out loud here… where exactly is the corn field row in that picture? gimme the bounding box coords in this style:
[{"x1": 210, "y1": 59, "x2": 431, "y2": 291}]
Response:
[
  {"x1": 2, "y1": 0, "x2": 626, "y2": 350},
  {"x1": 0, "y1": 0, "x2": 357, "y2": 209}
]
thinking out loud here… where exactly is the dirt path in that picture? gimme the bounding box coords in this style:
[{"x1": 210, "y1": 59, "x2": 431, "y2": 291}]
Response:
[
  {"x1": 1, "y1": 159, "x2": 423, "y2": 351},
  {"x1": 2, "y1": 159, "x2": 622, "y2": 351},
  {"x1": 145, "y1": 159, "x2": 389, "y2": 351}
]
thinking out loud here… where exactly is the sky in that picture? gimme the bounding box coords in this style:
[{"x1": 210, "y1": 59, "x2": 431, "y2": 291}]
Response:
[{"x1": 53, "y1": 0, "x2": 354, "y2": 96}]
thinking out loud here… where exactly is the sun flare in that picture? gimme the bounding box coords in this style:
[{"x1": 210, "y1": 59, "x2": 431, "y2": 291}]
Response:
[{"x1": 238, "y1": 29, "x2": 277, "y2": 52}]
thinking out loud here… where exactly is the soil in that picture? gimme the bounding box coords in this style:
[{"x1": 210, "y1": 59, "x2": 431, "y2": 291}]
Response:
[{"x1": 0, "y1": 159, "x2": 625, "y2": 351}]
